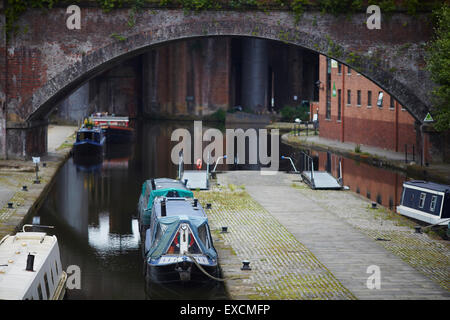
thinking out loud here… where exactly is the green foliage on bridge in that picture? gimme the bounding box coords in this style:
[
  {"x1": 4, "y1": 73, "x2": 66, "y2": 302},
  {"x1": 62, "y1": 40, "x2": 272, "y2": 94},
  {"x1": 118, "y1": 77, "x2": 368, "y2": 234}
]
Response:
[
  {"x1": 2, "y1": 0, "x2": 442, "y2": 40},
  {"x1": 426, "y1": 4, "x2": 450, "y2": 132}
]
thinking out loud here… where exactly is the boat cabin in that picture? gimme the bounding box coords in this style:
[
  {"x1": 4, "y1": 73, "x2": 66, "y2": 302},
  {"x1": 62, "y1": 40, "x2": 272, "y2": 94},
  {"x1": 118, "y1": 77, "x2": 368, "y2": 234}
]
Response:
[
  {"x1": 397, "y1": 180, "x2": 450, "y2": 225},
  {"x1": 0, "y1": 229, "x2": 67, "y2": 300},
  {"x1": 143, "y1": 197, "x2": 218, "y2": 283},
  {"x1": 138, "y1": 178, "x2": 193, "y2": 236}
]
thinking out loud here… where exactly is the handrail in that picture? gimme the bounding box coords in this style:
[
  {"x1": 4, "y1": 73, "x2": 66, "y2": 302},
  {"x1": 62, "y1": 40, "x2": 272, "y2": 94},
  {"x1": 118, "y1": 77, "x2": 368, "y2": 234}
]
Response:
[
  {"x1": 212, "y1": 155, "x2": 227, "y2": 173},
  {"x1": 280, "y1": 156, "x2": 298, "y2": 173}
]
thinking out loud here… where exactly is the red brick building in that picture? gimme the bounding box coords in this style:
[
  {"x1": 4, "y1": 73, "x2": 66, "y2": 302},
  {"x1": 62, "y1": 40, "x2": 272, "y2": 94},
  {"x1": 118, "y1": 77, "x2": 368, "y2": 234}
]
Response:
[{"x1": 317, "y1": 55, "x2": 429, "y2": 160}]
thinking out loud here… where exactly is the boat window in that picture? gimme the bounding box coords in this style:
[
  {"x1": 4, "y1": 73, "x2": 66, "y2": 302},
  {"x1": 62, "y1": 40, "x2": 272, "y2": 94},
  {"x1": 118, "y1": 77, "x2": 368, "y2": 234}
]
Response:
[
  {"x1": 197, "y1": 224, "x2": 209, "y2": 248},
  {"x1": 419, "y1": 193, "x2": 426, "y2": 208},
  {"x1": 50, "y1": 266, "x2": 56, "y2": 286},
  {"x1": 151, "y1": 223, "x2": 167, "y2": 249},
  {"x1": 430, "y1": 195, "x2": 437, "y2": 212},
  {"x1": 37, "y1": 284, "x2": 43, "y2": 300},
  {"x1": 44, "y1": 273, "x2": 51, "y2": 299},
  {"x1": 166, "y1": 225, "x2": 202, "y2": 255},
  {"x1": 78, "y1": 132, "x2": 93, "y2": 140}
]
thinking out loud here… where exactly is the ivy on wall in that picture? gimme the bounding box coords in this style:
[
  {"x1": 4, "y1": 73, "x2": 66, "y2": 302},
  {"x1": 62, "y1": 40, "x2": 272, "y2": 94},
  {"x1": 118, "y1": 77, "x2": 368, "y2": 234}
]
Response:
[{"x1": 1, "y1": 0, "x2": 443, "y2": 41}]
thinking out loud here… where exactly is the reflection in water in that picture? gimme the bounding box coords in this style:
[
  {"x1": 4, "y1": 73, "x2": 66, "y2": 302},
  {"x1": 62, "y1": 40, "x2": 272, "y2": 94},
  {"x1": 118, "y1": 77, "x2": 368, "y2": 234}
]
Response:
[
  {"x1": 280, "y1": 146, "x2": 408, "y2": 209},
  {"x1": 30, "y1": 120, "x2": 419, "y2": 299},
  {"x1": 32, "y1": 121, "x2": 229, "y2": 300}
]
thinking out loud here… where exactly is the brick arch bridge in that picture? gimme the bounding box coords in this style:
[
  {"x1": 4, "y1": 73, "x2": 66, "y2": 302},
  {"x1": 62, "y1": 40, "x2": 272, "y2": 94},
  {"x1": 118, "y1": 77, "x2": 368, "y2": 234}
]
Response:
[{"x1": 0, "y1": 7, "x2": 435, "y2": 159}]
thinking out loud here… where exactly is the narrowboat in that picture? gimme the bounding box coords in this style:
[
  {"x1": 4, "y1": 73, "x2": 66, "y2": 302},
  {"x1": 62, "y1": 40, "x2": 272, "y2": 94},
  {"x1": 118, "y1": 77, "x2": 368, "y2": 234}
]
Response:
[
  {"x1": 138, "y1": 178, "x2": 193, "y2": 239},
  {"x1": 0, "y1": 225, "x2": 67, "y2": 300},
  {"x1": 397, "y1": 180, "x2": 450, "y2": 225},
  {"x1": 143, "y1": 197, "x2": 219, "y2": 284},
  {"x1": 73, "y1": 125, "x2": 105, "y2": 157},
  {"x1": 90, "y1": 112, "x2": 134, "y2": 144}
]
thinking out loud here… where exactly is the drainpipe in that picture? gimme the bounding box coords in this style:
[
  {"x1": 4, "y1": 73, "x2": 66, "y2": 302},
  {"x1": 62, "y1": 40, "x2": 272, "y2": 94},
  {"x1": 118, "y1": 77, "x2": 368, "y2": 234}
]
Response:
[
  {"x1": 395, "y1": 100, "x2": 399, "y2": 152},
  {"x1": 341, "y1": 66, "x2": 345, "y2": 142}
]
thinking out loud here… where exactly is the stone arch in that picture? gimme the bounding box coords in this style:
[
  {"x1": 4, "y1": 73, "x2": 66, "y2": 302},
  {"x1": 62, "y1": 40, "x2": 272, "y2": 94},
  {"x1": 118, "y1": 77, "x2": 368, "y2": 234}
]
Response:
[{"x1": 25, "y1": 14, "x2": 430, "y2": 124}]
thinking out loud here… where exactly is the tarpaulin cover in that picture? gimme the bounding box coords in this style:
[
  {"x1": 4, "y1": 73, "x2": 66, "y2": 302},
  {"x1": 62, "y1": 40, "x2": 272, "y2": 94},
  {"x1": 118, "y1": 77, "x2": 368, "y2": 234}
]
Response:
[
  {"x1": 145, "y1": 215, "x2": 216, "y2": 260},
  {"x1": 140, "y1": 188, "x2": 194, "y2": 226}
]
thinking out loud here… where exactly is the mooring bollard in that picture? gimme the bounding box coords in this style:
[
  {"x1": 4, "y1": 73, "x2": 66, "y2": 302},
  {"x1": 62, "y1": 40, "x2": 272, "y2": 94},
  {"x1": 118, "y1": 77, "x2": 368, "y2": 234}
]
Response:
[
  {"x1": 371, "y1": 202, "x2": 377, "y2": 209},
  {"x1": 206, "y1": 203, "x2": 212, "y2": 209},
  {"x1": 241, "y1": 260, "x2": 251, "y2": 271},
  {"x1": 414, "y1": 226, "x2": 422, "y2": 234},
  {"x1": 22, "y1": 185, "x2": 28, "y2": 191},
  {"x1": 220, "y1": 226, "x2": 228, "y2": 233},
  {"x1": 8, "y1": 202, "x2": 13, "y2": 208}
]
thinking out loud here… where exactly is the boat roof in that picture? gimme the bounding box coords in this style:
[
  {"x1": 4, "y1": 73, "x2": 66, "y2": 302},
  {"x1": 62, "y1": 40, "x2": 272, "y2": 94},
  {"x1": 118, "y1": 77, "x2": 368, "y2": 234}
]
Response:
[
  {"x1": 404, "y1": 180, "x2": 450, "y2": 193},
  {"x1": 77, "y1": 126, "x2": 102, "y2": 133},
  {"x1": 153, "y1": 197, "x2": 206, "y2": 219},
  {"x1": 0, "y1": 232, "x2": 57, "y2": 300},
  {"x1": 146, "y1": 178, "x2": 188, "y2": 191}
]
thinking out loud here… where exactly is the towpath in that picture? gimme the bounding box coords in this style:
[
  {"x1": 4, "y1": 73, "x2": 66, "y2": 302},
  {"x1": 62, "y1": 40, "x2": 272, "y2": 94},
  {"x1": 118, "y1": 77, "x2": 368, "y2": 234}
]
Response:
[{"x1": 200, "y1": 171, "x2": 450, "y2": 300}]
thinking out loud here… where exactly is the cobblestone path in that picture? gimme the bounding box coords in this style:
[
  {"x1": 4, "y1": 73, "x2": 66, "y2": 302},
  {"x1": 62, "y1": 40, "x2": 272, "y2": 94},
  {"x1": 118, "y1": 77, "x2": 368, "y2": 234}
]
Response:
[{"x1": 196, "y1": 187, "x2": 356, "y2": 300}]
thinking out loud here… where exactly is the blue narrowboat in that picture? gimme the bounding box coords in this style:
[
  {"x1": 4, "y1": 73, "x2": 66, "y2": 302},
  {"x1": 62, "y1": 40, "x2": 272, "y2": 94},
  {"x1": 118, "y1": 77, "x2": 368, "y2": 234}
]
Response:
[
  {"x1": 397, "y1": 180, "x2": 450, "y2": 225},
  {"x1": 138, "y1": 178, "x2": 193, "y2": 238},
  {"x1": 143, "y1": 197, "x2": 220, "y2": 284},
  {"x1": 73, "y1": 126, "x2": 105, "y2": 157}
]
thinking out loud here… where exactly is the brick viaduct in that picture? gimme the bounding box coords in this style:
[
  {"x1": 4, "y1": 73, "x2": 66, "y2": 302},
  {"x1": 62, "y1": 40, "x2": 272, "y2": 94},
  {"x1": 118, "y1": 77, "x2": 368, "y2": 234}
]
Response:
[{"x1": 0, "y1": 5, "x2": 436, "y2": 159}]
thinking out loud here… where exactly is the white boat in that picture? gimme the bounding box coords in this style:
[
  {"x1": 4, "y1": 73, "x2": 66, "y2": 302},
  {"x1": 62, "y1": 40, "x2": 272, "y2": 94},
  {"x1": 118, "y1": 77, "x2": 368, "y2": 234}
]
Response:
[{"x1": 0, "y1": 225, "x2": 67, "y2": 300}]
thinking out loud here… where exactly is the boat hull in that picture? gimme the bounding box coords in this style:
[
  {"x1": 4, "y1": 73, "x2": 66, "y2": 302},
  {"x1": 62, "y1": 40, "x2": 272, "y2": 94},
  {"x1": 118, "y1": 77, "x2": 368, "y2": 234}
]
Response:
[
  {"x1": 73, "y1": 140, "x2": 104, "y2": 156},
  {"x1": 146, "y1": 261, "x2": 220, "y2": 285},
  {"x1": 104, "y1": 126, "x2": 134, "y2": 144}
]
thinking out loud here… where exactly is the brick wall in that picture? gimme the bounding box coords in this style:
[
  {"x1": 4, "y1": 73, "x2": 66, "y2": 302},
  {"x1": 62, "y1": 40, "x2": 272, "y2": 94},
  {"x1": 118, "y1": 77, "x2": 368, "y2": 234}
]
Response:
[
  {"x1": 143, "y1": 38, "x2": 231, "y2": 117},
  {"x1": 318, "y1": 54, "x2": 420, "y2": 154}
]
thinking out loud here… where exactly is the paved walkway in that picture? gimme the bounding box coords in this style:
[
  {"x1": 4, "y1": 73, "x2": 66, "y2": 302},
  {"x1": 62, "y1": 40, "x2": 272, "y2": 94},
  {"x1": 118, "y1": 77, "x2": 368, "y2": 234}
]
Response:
[
  {"x1": 282, "y1": 133, "x2": 450, "y2": 184},
  {"x1": 285, "y1": 134, "x2": 408, "y2": 162},
  {"x1": 0, "y1": 126, "x2": 76, "y2": 237},
  {"x1": 216, "y1": 171, "x2": 450, "y2": 300},
  {"x1": 47, "y1": 125, "x2": 77, "y2": 152}
]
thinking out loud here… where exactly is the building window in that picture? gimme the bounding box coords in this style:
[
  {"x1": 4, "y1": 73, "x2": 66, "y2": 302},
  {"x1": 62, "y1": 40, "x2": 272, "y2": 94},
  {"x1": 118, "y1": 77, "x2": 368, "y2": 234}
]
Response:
[
  {"x1": 337, "y1": 89, "x2": 342, "y2": 121},
  {"x1": 357, "y1": 90, "x2": 361, "y2": 106},
  {"x1": 367, "y1": 190, "x2": 371, "y2": 199},
  {"x1": 347, "y1": 90, "x2": 351, "y2": 105},
  {"x1": 419, "y1": 193, "x2": 426, "y2": 208},
  {"x1": 377, "y1": 91, "x2": 383, "y2": 108},
  {"x1": 338, "y1": 63, "x2": 342, "y2": 74},
  {"x1": 376, "y1": 194, "x2": 382, "y2": 205},
  {"x1": 367, "y1": 90, "x2": 372, "y2": 107},
  {"x1": 347, "y1": 67, "x2": 351, "y2": 75},
  {"x1": 390, "y1": 96, "x2": 395, "y2": 110}
]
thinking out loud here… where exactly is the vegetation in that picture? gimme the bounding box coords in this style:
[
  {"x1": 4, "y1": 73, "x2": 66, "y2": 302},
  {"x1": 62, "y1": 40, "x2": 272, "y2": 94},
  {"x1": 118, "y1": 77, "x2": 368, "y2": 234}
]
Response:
[
  {"x1": 3, "y1": 0, "x2": 443, "y2": 40},
  {"x1": 280, "y1": 105, "x2": 309, "y2": 122},
  {"x1": 425, "y1": 3, "x2": 450, "y2": 132}
]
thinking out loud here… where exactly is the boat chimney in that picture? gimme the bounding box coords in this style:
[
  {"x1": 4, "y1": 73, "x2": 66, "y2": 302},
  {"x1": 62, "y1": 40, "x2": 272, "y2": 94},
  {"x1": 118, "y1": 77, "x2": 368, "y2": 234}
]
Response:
[
  {"x1": 26, "y1": 254, "x2": 35, "y2": 272},
  {"x1": 151, "y1": 179, "x2": 156, "y2": 190},
  {"x1": 161, "y1": 199, "x2": 167, "y2": 217}
]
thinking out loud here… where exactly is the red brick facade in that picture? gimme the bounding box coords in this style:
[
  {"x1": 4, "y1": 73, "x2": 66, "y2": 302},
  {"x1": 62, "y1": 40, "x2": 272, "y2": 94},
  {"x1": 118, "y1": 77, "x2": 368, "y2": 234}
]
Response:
[{"x1": 317, "y1": 55, "x2": 428, "y2": 158}]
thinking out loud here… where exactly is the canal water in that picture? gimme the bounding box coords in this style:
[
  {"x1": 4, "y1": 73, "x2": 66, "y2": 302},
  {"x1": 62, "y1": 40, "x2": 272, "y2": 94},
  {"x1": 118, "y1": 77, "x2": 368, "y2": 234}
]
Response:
[{"x1": 29, "y1": 120, "x2": 423, "y2": 299}]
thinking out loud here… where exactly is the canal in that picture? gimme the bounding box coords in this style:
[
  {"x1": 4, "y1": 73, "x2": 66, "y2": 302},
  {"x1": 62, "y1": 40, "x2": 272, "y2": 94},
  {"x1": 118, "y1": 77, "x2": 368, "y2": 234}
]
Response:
[{"x1": 28, "y1": 120, "x2": 426, "y2": 299}]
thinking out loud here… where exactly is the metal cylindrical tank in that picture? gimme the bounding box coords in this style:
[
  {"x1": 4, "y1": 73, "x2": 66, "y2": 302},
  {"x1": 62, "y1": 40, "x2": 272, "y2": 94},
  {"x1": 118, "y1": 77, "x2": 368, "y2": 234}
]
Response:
[{"x1": 241, "y1": 38, "x2": 268, "y2": 112}]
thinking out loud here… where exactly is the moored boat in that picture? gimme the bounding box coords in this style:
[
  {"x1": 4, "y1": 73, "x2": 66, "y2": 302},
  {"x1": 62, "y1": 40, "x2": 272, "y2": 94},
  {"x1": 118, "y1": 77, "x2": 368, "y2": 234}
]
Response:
[
  {"x1": 90, "y1": 112, "x2": 134, "y2": 144},
  {"x1": 397, "y1": 180, "x2": 450, "y2": 225},
  {"x1": 143, "y1": 197, "x2": 220, "y2": 284},
  {"x1": 73, "y1": 124, "x2": 105, "y2": 158},
  {"x1": 138, "y1": 178, "x2": 193, "y2": 239},
  {"x1": 0, "y1": 225, "x2": 67, "y2": 300}
]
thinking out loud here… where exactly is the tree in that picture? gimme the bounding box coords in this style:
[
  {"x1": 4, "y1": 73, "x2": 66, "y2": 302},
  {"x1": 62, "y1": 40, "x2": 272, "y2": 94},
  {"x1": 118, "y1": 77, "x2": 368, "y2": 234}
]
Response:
[{"x1": 426, "y1": 4, "x2": 450, "y2": 132}]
